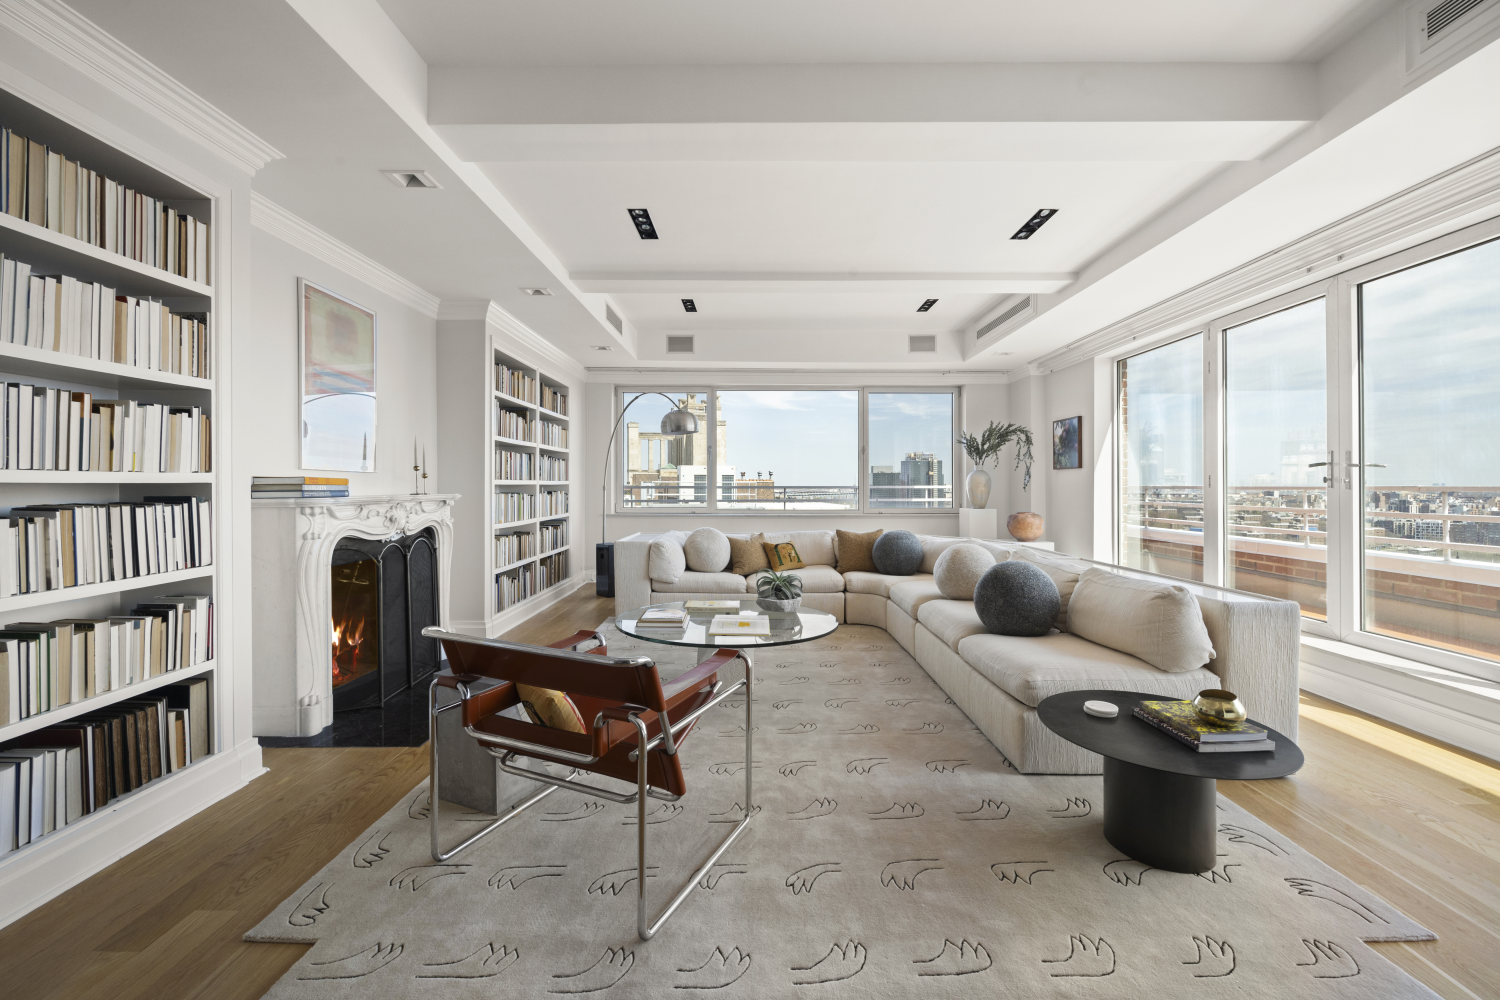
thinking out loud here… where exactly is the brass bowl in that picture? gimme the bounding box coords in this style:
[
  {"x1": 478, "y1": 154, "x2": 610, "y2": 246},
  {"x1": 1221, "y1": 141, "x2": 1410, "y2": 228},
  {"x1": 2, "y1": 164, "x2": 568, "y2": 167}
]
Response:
[{"x1": 1192, "y1": 689, "x2": 1247, "y2": 725}]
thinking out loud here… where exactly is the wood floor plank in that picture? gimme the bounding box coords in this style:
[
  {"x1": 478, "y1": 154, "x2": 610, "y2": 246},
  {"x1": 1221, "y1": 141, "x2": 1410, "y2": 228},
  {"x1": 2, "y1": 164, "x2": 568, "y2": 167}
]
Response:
[{"x1": 1, "y1": 585, "x2": 1495, "y2": 999}]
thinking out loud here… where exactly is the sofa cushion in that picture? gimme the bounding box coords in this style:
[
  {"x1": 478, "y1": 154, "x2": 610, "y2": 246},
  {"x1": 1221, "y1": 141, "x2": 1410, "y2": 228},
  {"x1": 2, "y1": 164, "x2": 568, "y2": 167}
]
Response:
[
  {"x1": 727, "y1": 534, "x2": 770, "y2": 575},
  {"x1": 750, "y1": 563, "x2": 843, "y2": 594},
  {"x1": 873, "y1": 530, "x2": 924, "y2": 575},
  {"x1": 957, "y1": 631, "x2": 1221, "y2": 708},
  {"x1": 757, "y1": 530, "x2": 836, "y2": 567},
  {"x1": 919, "y1": 535, "x2": 968, "y2": 574},
  {"x1": 889, "y1": 579, "x2": 946, "y2": 618},
  {"x1": 761, "y1": 538, "x2": 807, "y2": 571},
  {"x1": 684, "y1": 527, "x2": 731, "y2": 573},
  {"x1": 974, "y1": 561, "x2": 1060, "y2": 637},
  {"x1": 834, "y1": 528, "x2": 883, "y2": 572},
  {"x1": 652, "y1": 571, "x2": 751, "y2": 594},
  {"x1": 1067, "y1": 567, "x2": 1216, "y2": 673},
  {"x1": 1013, "y1": 548, "x2": 1093, "y2": 630},
  {"x1": 842, "y1": 571, "x2": 933, "y2": 598},
  {"x1": 647, "y1": 531, "x2": 690, "y2": 584},
  {"x1": 917, "y1": 600, "x2": 988, "y2": 651},
  {"x1": 933, "y1": 542, "x2": 996, "y2": 600}
]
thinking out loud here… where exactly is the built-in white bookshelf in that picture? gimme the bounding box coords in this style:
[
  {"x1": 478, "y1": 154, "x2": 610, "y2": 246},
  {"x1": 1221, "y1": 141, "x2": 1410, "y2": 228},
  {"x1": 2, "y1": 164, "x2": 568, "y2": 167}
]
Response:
[
  {"x1": 490, "y1": 348, "x2": 570, "y2": 615},
  {"x1": 0, "y1": 84, "x2": 223, "y2": 909}
]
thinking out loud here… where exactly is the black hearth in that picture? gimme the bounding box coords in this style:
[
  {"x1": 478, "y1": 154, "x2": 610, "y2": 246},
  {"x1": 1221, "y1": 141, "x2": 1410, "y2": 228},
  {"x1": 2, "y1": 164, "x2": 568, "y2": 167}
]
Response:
[{"x1": 329, "y1": 527, "x2": 440, "y2": 712}]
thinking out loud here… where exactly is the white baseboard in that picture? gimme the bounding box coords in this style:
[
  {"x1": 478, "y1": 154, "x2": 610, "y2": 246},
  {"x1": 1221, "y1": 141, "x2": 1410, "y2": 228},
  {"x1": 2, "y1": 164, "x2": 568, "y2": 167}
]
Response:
[
  {"x1": 0, "y1": 737, "x2": 265, "y2": 928},
  {"x1": 1300, "y1": 637, "x2": 1500, "y2": 764},
  {"x1": 485, "y1": 574, "x2": 592, "y2": 637}
]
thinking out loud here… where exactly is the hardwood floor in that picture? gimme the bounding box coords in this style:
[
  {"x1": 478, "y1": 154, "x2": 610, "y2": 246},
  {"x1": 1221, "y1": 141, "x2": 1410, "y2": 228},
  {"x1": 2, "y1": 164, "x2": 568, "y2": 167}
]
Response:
[{"x1": 1, "y1": 584, "x2": 1494, "y2": 999}]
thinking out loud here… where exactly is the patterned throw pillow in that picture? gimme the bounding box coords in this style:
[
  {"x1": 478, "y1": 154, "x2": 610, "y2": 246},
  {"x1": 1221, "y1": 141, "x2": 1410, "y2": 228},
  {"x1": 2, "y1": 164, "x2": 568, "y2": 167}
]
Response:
[
  {"x1": 728, "y1": 535, "x2": 771, "y2": 575},
  {"x1": 762, "y1": 540, "x2": 806, "y2": 571},
  {"x1": 834, "y1": 528, "x2": 883, "y2": 572},
  {"x1": 515, "y1": 684, "x2": 586, "y2": 733}
]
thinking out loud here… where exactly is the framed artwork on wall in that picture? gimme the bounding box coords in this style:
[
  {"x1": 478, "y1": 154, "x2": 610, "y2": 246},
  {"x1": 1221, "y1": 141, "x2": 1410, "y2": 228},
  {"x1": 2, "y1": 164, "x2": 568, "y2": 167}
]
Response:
[
  {"x1": 1052, "y1": 415, "x2": 1082, "y2": 470},
  {"x1": 300, "y1": 278, "x2": 377, "y2": 472}
]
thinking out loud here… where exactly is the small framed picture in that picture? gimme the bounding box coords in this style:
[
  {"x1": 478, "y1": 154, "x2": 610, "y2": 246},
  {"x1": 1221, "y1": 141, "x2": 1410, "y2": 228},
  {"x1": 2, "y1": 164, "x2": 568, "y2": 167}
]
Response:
[
  {"x1": 300, "y1": 279, "x2": 377, "y2": 472},
  {"x1": 1053, "y1": 415, "x2": 1082, "y2": 470}
]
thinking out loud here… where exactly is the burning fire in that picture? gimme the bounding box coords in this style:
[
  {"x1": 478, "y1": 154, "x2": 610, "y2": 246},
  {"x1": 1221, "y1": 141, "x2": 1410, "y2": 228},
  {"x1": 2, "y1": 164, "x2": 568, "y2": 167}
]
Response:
[{"x1": 331, "y1": 614, "x2": 367, "y2": 685}]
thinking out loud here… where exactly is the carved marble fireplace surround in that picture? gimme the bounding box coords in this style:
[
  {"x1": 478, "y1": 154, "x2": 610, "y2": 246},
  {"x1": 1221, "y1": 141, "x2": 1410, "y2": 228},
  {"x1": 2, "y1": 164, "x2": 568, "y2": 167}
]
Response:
[{"x1": 251, "y1": 494, "x2": 457, "y2": 737}]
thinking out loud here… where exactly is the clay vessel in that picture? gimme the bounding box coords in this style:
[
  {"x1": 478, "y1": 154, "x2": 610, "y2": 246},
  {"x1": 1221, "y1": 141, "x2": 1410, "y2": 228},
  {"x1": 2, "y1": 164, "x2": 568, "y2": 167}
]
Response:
[{"x1": 1006, "y1": 511, "x2": 1045, "y2": 542}]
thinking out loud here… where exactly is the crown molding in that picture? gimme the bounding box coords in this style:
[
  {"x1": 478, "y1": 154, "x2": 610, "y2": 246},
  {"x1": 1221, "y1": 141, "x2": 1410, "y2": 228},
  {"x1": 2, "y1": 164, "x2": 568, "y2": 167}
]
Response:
[
  {"x1": 1031, "y1": 141, "x2": 1500, "y2": 374},
  {"x1": 252, "y1": 192, "x2": 440, "y2": 317},
  {"x1": 485, "y1": 301, "x2": 587, "y2": 380},
  {"x1": 0, "y1": 0, "x2": 284, "y2": 174},
  {"x1": 584, "y1": 366, "x2": 1014, "y2": 385}
]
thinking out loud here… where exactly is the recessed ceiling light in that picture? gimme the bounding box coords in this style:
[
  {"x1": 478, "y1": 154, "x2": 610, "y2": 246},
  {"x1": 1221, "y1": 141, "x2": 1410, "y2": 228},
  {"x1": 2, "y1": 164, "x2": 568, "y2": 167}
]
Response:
[
  {"x1": 628, "y1": 208, "x2": 658, "y2": 239},
  {"x1": 381, "y1": 169, "x2": 440, "y2": 189},
  {"x1": 592, "y1": 345, "x2": 612, "y2": 351},
  {"x1": 521, "y1": 287, "x2": 553, "y2": 296},
  {"x1": 917, "y1": 298, "x2": 938, "y2": 312},
  {"x1": 681, "y1": 298, "x2": 697, "y2": 312},
  {"x1": 1011, "y1": 209, "x2": 1057, "y2": 240}
]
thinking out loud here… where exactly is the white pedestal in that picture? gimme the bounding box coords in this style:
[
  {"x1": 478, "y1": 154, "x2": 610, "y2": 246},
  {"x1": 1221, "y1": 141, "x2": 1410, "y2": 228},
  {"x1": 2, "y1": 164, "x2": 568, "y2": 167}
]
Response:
[
  {"x1": 959, "y1": 508, "x2": 999, "y2": 540},
  {"x1": 1018, "y1": 541, "x2": 1056, "y2": 551}
]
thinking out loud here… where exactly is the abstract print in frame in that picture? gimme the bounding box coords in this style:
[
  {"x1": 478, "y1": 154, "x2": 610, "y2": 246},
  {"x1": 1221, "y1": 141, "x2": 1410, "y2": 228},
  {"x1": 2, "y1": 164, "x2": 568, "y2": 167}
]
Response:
[
  {"x1": 300, "y1": 278, "x2": 376, "y2": 472},
  {"x1": 1052, "y1": 415, "x2": 1081, "y2": 470}
]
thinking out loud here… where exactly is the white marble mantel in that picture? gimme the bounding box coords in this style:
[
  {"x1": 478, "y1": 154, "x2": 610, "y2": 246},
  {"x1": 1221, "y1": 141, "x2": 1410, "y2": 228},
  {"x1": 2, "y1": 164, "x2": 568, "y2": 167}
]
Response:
[{"x1": 251, "y1": 494, "x2": 458, "y2": 737}]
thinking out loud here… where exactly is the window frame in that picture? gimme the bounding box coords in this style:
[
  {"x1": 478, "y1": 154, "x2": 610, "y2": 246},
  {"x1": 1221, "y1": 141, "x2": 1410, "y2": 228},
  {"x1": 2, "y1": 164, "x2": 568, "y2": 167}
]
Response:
[{"x1": 613, "y1": 384, "x2": 960, "y2": 517}]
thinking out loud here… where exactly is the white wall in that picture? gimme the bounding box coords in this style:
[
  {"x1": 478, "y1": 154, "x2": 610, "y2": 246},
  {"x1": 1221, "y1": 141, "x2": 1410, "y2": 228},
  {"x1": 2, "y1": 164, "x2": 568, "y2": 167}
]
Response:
[{"x1": 243, "y1": 228, "x2": 438, "y2": 496}]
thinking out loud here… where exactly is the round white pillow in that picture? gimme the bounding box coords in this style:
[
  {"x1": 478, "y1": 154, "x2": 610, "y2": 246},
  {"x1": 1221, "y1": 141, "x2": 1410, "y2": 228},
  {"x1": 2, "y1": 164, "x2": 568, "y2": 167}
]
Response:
[
  {"x1": 683, "y1": 527, "x2": 732, "y2": 573},
  {"x1": 933, "y1": 542, "x2": 997, "y2": 600}
]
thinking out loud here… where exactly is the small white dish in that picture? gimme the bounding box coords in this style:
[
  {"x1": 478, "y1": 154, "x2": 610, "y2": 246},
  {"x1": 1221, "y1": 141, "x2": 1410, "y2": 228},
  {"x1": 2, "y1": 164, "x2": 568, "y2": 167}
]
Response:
[{"x1": 1083, "y1": 700, "x2": 1118, "y2": 719}]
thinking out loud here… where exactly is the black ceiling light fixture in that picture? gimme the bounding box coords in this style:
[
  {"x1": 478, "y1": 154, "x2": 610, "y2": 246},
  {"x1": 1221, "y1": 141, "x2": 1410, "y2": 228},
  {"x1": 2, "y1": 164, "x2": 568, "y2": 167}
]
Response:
[
  {"x1": 1011, "y1": 208, "x2": 1058, "y2": 240},
  {"x1": 917, "y1": 298, "x2": 938, "y2": 312},
  {"x1": 681, "y1": 298, "x2": 697, "y2": 312},
  {"x1": 628, "y1": 208, "x2": 658, "y2": 239}
]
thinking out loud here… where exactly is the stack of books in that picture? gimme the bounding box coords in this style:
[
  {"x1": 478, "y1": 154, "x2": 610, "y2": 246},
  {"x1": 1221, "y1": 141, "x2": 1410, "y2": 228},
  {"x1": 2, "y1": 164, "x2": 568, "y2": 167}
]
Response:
[
  {"x1": 251, "y1": 477, "x2": 349, "y2": 499},
  {"x1": 1133, "y1": 700, "x2": 1275, "y2": 753},
  {"x1": 634, "y1": 607, "x2": 689, "y2": 633}
]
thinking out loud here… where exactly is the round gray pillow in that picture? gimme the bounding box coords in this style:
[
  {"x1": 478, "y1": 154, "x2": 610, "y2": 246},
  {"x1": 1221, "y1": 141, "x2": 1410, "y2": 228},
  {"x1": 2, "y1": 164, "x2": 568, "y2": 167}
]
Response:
[
  {"x1": 933, "y1": 543, "x2": 997, "y2": 600},
  {"x1": 683, "y1": 527, "x2": 732, "y2": 573},
  {"x1": 871, "y1": 529, "x2": 923, "y2": 576},
  {"x1": 975, "y1": 561, "x2": 1060, "y2": 637}
]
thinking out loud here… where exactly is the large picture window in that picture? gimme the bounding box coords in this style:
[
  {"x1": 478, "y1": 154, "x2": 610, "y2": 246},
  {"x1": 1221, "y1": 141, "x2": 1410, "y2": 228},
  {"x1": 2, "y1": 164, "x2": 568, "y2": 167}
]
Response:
[
  {"x1": 868, "y1": 392, "x2": 956, "y2": 509},
  {"x1": 619, "y1": 390, "x2": 710, "y2": 509},
  {"x1": 714, "y1": 391, "x2": 859, "y2": 510}
]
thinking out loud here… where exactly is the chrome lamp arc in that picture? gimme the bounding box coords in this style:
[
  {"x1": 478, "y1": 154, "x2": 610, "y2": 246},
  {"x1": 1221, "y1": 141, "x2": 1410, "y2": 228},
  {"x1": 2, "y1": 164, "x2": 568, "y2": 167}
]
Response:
[{"x1": 599, "y1": 392, "x2": 700, "y2": 566}]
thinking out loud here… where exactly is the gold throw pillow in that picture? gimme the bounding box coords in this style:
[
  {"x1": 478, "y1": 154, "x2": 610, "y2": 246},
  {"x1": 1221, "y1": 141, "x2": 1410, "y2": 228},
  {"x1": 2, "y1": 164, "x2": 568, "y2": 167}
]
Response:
[
  {"x1": 762, "y1": 540, "x2": 806, "y2": 571},
  {"x1": 515, "y1": 683, "x2": 586, "y2": 733},
  {"x1": 835, "y1": 528, "x2": 884, "y2": 573},
  {"x1": 728, "y1": 535, "x2": 771, "y2": 576}
]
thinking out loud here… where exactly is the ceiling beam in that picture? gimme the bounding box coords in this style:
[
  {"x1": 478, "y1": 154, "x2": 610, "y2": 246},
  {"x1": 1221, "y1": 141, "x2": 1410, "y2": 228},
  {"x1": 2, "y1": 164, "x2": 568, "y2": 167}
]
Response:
[{"x1": 570, "y1": 272, "x2": 1076, "y2": 294}]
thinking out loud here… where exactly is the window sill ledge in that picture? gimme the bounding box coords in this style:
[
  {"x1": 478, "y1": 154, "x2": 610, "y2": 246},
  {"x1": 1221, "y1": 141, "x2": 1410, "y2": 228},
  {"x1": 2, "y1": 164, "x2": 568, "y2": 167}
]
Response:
[{"x1": 1299, "y1": 635, "x2": 1500, "y2": 764}]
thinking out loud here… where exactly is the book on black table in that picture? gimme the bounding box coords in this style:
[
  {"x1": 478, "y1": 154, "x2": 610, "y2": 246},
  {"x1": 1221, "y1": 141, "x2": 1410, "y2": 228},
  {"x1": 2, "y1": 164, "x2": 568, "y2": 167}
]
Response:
[{"x1": 1134, "y1": 700, "x2": 1275, "y2": 753}]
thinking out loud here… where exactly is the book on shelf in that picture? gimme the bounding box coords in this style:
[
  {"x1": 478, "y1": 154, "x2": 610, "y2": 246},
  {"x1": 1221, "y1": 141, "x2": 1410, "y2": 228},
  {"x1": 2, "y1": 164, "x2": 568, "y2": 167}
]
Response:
[
  {"x1": 495, "y1": 363, "x2": 536, "y2": 403},
  {"x1": 540, "y1": 384, "x2": 567, "y2": 415},
  {"x1": 251, "y1": 477, "x2": 348, "y2": 486},
  {"x1": 0, "y1": 676, "x2": 211, "y2": 855},
  {"x1": 1132, "y1": 703, "x2": 1275, "y2": 753},
  {"x1": 709, "y1": 614, "x2": 770, "y2": 636},
  {"x1": 0, "y1": 128, "x2": 211, "y2": 285},
  {"x1": 0, "y1": 383, "x2": 210, "y2": 472}
]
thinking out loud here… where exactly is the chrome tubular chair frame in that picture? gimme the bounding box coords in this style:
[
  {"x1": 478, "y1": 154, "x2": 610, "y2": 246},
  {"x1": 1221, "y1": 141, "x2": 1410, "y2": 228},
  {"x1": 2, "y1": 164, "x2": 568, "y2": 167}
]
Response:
[{"x1": 424, "y1": 627, "x2": 754, "y2": 940}]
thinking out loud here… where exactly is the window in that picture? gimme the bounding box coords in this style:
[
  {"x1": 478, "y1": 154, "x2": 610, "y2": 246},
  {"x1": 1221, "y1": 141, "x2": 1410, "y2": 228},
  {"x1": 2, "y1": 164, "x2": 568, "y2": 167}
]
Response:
[
  {"x1": 619, "y1": 390, "x2": 710, "y2": 509},
  {"x1": 1359, "y1": 237, "x2": 1500, "y2": 662},
  {"x1": 867, "y1": 392, "x2": 957, "y2": 509},
  {"x1": 1118, "y1": 334, "x2": 1203, "y2": 581},
  {"x1": 1224, "y1": 299, "x2": 1328, "y2": 618},
  {"x1": 713, "y1": 391, "x2": 858, "y2": 510}
]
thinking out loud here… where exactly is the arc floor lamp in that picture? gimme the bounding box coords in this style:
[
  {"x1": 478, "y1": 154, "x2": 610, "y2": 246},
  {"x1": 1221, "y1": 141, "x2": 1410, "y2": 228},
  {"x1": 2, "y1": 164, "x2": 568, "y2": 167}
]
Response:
[{"x1": 596, "y1": 392, "x2": 700, "y2": 597}]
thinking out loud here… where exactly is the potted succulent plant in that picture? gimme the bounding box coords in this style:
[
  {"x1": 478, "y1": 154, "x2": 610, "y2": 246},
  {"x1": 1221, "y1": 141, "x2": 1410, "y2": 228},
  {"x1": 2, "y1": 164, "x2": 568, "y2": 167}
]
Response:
[{"x1": 756, "y1": 569, "x2": 803, "y2": 613}]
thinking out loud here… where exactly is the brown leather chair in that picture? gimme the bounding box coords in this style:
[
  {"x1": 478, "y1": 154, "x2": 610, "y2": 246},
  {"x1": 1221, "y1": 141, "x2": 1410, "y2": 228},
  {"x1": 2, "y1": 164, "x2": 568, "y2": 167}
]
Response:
[{"x1": 422, "y1": 626, "x2": 753, "y2": 940}]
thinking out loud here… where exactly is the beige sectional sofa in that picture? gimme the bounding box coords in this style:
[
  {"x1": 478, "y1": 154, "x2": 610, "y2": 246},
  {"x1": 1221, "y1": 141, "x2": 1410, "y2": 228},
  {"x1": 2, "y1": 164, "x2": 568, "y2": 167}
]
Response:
[{"x1": 612, "y1": 530, "x2": 1301, "y2": 773}]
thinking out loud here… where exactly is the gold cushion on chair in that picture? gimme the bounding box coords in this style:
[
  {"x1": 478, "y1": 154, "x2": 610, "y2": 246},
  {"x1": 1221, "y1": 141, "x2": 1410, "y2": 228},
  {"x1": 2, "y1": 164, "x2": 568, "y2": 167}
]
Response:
[
  {"x1": 515, "y1": 684, "x2": 586, "y2": 733},
  {"x1": 761, "y1": 540, "x2": 806, "y2": 571}
]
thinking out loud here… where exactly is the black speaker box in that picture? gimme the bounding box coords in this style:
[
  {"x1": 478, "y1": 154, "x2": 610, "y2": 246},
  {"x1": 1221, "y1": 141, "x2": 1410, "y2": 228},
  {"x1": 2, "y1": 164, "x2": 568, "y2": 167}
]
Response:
[{"x1": 595, "y1": 542, "x2": 615, "y2": 597}]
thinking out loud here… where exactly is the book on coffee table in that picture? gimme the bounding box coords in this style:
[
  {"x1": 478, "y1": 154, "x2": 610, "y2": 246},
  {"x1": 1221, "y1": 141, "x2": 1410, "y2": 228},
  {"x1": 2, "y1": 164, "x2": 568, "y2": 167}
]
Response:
[
  {"x1": 1134, "y1": 701, "x2": 1274, "y2": 753},
  {"x1": 683, "y1": 600, "x2": 742, "y2": 610},
  {"x1": 709, "y1": 615, "x2": 770, "y2": 636},
  {"x1": 634, "y1": 608, "x2": 690, "y2": 632}
]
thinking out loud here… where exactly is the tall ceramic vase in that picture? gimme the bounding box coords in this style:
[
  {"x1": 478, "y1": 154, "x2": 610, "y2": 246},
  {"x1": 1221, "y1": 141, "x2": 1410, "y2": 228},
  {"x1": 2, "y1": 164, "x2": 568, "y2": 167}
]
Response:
[{"x1": 966, "y1": 468, "x2": 992, "y2": 509}]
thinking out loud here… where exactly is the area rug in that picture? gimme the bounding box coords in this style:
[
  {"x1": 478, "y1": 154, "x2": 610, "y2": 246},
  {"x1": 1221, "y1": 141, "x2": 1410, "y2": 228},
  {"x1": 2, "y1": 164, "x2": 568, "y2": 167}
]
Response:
[{"x1": 247, "y1": 623, "x2": 1438, "y2": 998}]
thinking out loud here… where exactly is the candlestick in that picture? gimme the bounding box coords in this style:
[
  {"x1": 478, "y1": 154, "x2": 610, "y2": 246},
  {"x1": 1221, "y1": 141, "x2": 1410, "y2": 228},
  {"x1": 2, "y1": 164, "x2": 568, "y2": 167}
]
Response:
[
  {"x1": 421, "y1": 446, "x2": 429, "y2": 494},
  {"x1": 413, "y1": 438, "x2": 420, "y2": 495}
]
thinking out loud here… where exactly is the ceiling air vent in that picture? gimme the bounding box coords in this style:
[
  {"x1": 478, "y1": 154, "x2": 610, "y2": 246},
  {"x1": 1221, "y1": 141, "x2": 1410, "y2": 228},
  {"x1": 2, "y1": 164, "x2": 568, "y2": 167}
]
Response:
[
  {"x1": 605, "y1": 304, "x2": 624, "y2": 334},
  {"x1": 667, "y1": 335, "x2": 695, "y2": 354},
  {"x1": 909, "y1": 335, "x2": 937, "y2": 353},
  {"x1": 1427, "y1": 0, "x2": 1489, "y2": 37},
  {"x1": 977, "y1": 297, "x2": 1032, "y2": 340},
  {"x1": 381, "y1": 169, "x2": 440, "y2": 189}
]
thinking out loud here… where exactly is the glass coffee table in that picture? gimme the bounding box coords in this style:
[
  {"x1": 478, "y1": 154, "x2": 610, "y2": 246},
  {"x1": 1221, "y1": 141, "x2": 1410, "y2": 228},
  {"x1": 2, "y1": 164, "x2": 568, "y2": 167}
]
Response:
[{"x1": 614, "y1": 600, "x2": 840, "y2": 663}]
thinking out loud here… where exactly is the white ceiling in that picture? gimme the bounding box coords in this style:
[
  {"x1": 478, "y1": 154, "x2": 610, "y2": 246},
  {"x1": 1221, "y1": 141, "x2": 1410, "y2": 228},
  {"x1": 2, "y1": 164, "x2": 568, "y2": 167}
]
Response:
[{"x1": 378, "y1": 0, "x2": 1396, "y2": 66}]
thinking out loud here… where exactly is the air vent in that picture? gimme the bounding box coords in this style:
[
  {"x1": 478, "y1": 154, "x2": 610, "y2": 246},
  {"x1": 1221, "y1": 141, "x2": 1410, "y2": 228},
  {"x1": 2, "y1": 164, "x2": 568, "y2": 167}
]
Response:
[
  {"x1": 977, "y1": 297, "x2": 1033, "y2": 340},
  {"x1": 521, "y1": 287, "x2": 552, "y2": 296},
  {"x1": 381, "y1": 169, "x2": 440, "y2": 189},
  {"x1": 667, "y1": 335, "x2": 695, "y2": 354},
  {"x1": 1428, "y1": 0, "x2": 1488, "y2": 36},
  {"x1": 909, "y1": 335, "x2": 937, "y2": 353},
  {"x1": 606, "y1": 304, "x2": 623, "y2": 334}
]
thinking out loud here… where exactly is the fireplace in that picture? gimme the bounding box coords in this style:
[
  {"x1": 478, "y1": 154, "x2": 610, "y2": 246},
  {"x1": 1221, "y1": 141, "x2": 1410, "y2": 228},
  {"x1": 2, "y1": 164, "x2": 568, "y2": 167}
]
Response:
[{"x1": 329, "y1": 527, "x2": 440, "y2": 712}]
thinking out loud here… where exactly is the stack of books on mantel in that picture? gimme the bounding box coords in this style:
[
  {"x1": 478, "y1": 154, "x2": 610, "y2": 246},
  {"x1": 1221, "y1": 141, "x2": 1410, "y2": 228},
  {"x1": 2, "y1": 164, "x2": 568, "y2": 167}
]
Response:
[
  {"x1": 1133, "y1": 700, "x2": 1275, "y2": 753},
  {"x1": 251, "y1": 477, "x2": 349, "y2": 500},
  {"x1": 633, "y1": 607, "x2": 689, "y2": 633}
]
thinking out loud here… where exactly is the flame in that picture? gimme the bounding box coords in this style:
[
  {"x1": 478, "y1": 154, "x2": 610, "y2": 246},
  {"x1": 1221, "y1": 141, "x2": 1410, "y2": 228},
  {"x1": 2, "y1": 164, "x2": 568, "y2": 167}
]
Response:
[{"x1": 331, "y1": 614, "x2": 367, "y2": 686}]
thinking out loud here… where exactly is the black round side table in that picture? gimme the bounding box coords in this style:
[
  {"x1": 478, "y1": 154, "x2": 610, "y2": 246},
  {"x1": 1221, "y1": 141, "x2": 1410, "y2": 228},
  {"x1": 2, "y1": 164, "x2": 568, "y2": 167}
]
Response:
[{"x1": 1037, "y1": 689, "x2": 1303, "y2": 873}]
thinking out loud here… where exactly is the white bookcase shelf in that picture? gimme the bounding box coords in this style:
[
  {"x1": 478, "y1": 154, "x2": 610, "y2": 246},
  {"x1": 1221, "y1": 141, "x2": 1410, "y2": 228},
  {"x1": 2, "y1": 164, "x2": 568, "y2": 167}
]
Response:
[
  {"x1": 0, "y1": 471, "x2": 213, "y2": 483},
  {"x1": 0, "y1": 658, "x2": 215, "y2": 742},
  {"x1": 0, "y1": 209, "x2": 212, "y2": 301},
  {"x1": 0, "y1": 341, "x2": 212, "y2": 392},
  {"x1": 0, "y1": 566, "x2": 212, "y2": 614}
]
